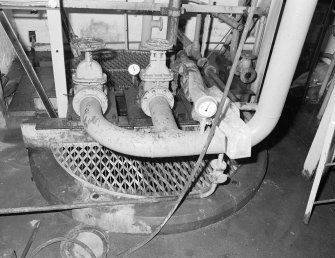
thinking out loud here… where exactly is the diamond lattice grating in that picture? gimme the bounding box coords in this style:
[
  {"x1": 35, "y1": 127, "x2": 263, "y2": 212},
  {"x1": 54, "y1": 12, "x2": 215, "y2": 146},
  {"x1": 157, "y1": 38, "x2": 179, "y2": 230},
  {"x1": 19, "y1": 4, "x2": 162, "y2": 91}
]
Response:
[{"x1": 51, "y1": 142, "x2": 214, "y2": 198}]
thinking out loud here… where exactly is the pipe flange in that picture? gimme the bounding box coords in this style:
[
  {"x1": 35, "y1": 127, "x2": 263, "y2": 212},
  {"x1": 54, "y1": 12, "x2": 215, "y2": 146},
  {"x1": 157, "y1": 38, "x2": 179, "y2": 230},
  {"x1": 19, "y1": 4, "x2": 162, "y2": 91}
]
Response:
[
  {"x1": 141, "y1": 87, "x2": 174, "y2": 117},
  {"x1": 73, "y1": 88, "x2": 108, "y2": 116},
  {"x1": 73, "y1": 73, "x2": 107, "y2": 86},
  {"x1": 240, "y1": 67, "x2": 257, "y2": 84},
  {"x1": 204, "y1": 64, "x2": 217, "y2": 77}
]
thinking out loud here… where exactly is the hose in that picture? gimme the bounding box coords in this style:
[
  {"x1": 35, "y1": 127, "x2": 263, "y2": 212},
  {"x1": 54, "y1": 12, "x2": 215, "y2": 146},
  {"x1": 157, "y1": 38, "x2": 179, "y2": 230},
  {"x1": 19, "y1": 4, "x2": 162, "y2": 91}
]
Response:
[
  {"x1": 117, "y1": 1, "x2": 258, "y2": 257},
  {"x1": 28, "y1": 237, "x2": 96, "y2": 258}
]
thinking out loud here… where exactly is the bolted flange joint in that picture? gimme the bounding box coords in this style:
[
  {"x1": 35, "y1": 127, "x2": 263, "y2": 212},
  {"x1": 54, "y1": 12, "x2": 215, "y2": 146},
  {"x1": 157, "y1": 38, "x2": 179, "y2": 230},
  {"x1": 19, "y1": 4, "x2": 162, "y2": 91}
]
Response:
[
  {"x1": 141, "y1": 87, "x2": 174, "y2": 117},
  {"x1": 73, "y1": 87, "x2": 108, "y2": 116}
]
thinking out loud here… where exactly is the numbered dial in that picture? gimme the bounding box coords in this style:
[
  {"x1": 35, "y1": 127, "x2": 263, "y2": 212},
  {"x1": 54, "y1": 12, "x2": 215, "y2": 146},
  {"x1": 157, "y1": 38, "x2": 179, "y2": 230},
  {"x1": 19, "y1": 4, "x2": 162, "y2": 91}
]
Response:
[
  {"x1": 195, "y1": 97, "x2": 218, "y2": 118},
  {"x1": 128, "y1": 64, "x2": 140, "y2": 76}
]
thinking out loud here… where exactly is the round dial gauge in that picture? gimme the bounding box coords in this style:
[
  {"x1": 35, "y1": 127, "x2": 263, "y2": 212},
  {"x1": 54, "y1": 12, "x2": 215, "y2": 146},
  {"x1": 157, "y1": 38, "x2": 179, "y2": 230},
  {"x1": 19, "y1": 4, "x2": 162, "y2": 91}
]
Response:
[
  {"x1": 195, "y1": 96, "x2": 218, "y2": 118},
  {"x1": 128, "y1": 63, "x2": 140, "y2": 76}
]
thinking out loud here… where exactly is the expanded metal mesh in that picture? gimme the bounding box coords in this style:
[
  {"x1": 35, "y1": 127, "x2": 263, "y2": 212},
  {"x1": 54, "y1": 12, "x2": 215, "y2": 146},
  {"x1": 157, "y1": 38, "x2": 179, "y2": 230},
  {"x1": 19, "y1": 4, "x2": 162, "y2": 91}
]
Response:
[{"x1": 51, "y1": 142, "x2": 214, "y2": 198}]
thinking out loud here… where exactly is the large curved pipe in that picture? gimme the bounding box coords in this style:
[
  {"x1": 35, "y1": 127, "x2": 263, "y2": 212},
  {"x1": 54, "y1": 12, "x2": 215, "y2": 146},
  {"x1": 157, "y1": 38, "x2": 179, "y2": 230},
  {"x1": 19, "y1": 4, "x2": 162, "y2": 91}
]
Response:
[
  {"x1": 247, "y1": 0, "x2": 317, "y2": 146},
  {"x1": 80, "y1": 97, "x2": 227, "y2": 158}
]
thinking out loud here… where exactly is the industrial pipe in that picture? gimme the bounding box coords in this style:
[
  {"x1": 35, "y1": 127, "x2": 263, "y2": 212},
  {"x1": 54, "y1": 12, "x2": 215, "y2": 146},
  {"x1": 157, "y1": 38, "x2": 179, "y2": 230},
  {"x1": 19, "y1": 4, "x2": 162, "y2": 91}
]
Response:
[
  {"x1": 247, "y1": 0, "x2": 318, "y2": 145},
  {"x1": 190, "y1": 14, "x2": 202, "y2": 60},
  {"x1": 149, "y1": 96, "x2": 179, "y2": 132},
  {"x1": 80, "y1": 97, "x2": 227, "y2": 158},
  {"x1": 140, "y1": 0, "x2": 163, "y2": 49},
  {"x1": 166, "y1": 0, "x2": 182, "y2": 45}
]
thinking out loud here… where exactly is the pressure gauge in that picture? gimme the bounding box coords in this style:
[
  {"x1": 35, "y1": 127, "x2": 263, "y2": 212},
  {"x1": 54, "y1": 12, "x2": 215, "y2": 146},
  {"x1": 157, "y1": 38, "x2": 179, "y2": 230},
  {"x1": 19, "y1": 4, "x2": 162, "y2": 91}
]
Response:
[
  {"x1": 128, "y1": 63, "x2": 140, "y2": 76},
  {"x1": 195, "y1": 96, "x2": 218, "y2": 118}
]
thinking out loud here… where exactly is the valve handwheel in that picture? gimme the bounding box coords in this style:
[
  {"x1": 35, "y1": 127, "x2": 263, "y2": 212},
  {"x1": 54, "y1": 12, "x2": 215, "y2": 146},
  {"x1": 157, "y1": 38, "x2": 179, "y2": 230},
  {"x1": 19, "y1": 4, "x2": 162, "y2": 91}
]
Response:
[
  {"x1": 71, "y1": 37, "x2": 106, "y2": 52},
  {"x1": 144, "y1": 38, "x2": 173, "y2": 51}
]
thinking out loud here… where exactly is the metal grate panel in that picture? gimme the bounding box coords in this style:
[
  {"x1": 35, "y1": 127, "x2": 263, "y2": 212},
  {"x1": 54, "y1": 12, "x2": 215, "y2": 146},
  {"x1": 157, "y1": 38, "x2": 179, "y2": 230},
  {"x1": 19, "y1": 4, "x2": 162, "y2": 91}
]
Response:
[{"x1": 51, "y1": 142, "x2": 214, "y2": 198}]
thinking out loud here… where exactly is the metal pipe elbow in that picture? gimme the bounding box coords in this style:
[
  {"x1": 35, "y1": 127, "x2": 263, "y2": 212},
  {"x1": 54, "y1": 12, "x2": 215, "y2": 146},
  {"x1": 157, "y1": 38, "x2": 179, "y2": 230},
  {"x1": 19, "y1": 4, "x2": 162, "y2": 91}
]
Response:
[{"x1": 80, "y1": 97, "x2": 227, "y2": 158}]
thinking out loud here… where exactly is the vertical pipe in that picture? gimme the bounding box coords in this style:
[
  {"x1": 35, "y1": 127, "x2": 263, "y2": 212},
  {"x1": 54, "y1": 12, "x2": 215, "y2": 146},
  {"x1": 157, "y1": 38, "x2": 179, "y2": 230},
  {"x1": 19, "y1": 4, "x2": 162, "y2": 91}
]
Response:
[
  {"x1": 140, "y1": 0, "x2": 154, "y2": 49},
  {"x1": 124, "y1": 10, "x2": 129, "y2": 50},
  {"x1": 191, "y1": 14, "x2": 202, "y2": 58},
  {"x1": 250, "y1": 0, "x2": 283, "y2": 101},
  {"x1": 166, "y1": 0, "x2": 181, "y2": 45},
  {"x1": 247, "y1": 0, "x2": 318, "y2": 145},
  {"x1": 201, "y1": 4, "x2": 212, "y2": 57}
]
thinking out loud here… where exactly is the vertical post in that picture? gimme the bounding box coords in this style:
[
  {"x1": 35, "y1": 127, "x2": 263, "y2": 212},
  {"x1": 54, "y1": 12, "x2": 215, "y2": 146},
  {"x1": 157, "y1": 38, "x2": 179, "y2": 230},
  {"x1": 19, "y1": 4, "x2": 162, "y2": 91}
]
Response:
[
  {"x1": 47, "y1": 9, "x2": 68, "y2": 118},
  {"x1": 166, "y1": 0, "x2": 181, "y2": 45}
]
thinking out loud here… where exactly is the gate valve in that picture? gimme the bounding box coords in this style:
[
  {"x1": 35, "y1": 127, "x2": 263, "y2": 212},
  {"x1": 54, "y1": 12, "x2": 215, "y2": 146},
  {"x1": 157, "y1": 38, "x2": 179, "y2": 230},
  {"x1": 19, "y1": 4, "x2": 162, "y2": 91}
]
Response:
[
  {"x1": 140, "y1": 39, "x2": 174, "y2": 83},
  {"x1": 72, "y1": 37, "x2": 108, "y2": 116},
  {"x1": 72, "y1": 37, "x2": 107, "y2": 87},
  {"x1": 139, "y1": 39, "x2": 175, "y2": 117}
]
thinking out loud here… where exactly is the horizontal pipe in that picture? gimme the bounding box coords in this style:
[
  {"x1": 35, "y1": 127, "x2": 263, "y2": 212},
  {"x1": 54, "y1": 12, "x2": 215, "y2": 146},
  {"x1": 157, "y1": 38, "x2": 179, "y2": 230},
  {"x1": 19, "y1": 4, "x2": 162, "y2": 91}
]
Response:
[
  {"x1": 247, "y1": 0, "x2": 318, "y2": 145},
  {"x1": 0, "y1": 1, "x2": 266, "y2": 14},
  {"x1": 80, "y1": 97, "x2": 227, "y2": 158}
]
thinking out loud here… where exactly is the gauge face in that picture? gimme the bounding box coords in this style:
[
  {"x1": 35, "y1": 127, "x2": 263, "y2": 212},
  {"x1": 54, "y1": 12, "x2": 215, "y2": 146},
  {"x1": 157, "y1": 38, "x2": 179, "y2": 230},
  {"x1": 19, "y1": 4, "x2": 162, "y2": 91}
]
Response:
[
  {"x1": 128, "y1": 64, "x2": 140, "y2": 76},
  {"x1": 196, "y1": 97, "x2": 218, "y2": 118}
]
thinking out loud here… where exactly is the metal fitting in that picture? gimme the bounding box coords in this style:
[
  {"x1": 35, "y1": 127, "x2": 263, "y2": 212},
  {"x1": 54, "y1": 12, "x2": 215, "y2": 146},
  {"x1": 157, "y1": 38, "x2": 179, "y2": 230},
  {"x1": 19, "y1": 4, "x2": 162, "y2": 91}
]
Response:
[
  {"x1": 203, "y1": 63, "x2": 217, "y2": 77},
  {"x1": 141, "y1": 87, "x2": 174, "y2": 117},
  {"x1": 73, "y1": 87, "x2": 108, "y2": 116},
  {"x1": 239, "y1": 52, "x2": 257, "y2": 84}
]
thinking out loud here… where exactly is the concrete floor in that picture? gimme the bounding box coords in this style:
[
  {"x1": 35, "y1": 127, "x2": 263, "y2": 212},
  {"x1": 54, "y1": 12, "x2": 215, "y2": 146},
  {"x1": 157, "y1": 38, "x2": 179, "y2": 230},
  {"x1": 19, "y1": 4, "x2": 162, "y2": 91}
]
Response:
[{"x1": 1, "y1": 100, "x2": 335, "y2": 257}]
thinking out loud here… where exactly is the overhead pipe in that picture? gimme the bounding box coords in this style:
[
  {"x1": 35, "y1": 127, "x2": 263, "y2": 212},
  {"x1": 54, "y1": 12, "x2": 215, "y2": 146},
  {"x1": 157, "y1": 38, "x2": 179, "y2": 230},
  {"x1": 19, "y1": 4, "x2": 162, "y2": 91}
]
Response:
[{"x1": 247, "y1": 0, "x2": 318, "y2": 145}]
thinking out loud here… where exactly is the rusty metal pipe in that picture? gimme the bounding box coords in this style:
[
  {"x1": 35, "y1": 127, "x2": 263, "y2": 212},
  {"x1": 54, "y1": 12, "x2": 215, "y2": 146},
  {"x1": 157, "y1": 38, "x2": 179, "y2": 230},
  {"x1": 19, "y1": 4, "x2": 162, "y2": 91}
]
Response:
[
  {"x1": 80, "y1": 97, "x2": 227, "y2": 158},
  {"x1": 166, "y1": 0, "x2": 182, "y2": 45},
  {"x1": 149, "y1": 96, "x2": 178, "y2": 132}
]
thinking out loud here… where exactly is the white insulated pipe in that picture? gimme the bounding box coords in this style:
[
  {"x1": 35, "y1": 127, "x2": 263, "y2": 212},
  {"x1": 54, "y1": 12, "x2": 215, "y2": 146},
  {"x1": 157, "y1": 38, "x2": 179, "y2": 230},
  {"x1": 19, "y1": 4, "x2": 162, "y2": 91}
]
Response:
[
  {"x1": 247, "y1": 0, "x2": 318, "y2": 146},
  {"x1": 80, "y1": 97, "x2": 226, "y2": 158}
]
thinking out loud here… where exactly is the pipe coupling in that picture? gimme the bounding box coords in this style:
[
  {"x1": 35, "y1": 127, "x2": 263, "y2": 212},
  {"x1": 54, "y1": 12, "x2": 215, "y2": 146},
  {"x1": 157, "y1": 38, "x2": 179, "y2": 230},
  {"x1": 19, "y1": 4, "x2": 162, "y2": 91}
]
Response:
[
  {"x1": 73, "y1": 87, "x2": 108, "y2": 116},
  {"x1": 141, "y1": 87, "x2": 174, "y2": 117}
]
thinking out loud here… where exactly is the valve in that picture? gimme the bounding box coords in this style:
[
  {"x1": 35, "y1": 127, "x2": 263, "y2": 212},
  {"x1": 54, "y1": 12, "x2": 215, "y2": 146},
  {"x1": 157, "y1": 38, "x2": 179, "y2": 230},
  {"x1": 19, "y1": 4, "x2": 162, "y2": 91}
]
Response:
[
  {"x1": 72, "y1": 37, "x2": 108, "y2": 116},
  {"x1": 139, "y1": 39, "x2": 175, "y2": 117}
]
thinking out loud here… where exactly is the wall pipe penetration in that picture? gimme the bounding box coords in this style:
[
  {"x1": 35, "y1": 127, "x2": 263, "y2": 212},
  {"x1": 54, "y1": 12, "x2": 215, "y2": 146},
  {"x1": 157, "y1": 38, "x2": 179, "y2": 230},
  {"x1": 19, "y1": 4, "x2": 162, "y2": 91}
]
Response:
[{"x1": 78, "y1": 0, "x2": 317, "y2": 157}]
